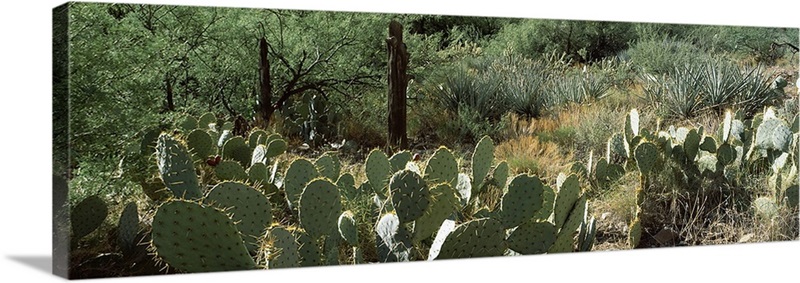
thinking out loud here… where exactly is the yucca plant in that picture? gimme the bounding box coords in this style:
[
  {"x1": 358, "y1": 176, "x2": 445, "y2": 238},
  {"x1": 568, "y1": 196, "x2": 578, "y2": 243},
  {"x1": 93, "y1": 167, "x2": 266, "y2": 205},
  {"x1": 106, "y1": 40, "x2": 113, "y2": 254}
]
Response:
[
  {"x1": 502, "y1": 59, "x2": 552, "y2": 118},
  {"x1": 734, "y1": 64, "x2": 778, "y2": 117},
  {"x1": 699, "y1": 58, "x2": 749, "y2": 112},
  {"x1": 662, "y1": 64, "x2": 705, "y2": 119}
]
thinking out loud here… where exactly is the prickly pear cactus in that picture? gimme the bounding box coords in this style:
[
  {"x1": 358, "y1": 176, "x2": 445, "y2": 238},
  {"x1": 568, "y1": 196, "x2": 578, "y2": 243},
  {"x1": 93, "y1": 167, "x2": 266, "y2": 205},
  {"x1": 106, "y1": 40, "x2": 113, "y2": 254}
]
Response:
[
  {"x1": 628, "y1": 214, "x2": 642, "y2": 249},
  {"x1": 455, "y1": 173, "x2": 472, "y2": 207},
  {"x1": 178, "y1": 114, "x2": 198, "y2": 132},
  {"x1": 215, "y1": 160, "x2": 248, "y2": 181},
  {"x1": 389, "y1": 150, "x2": 413, "y2": 172},
  {"x1": 156, "y1": 133, "x2": 202, "y2": 199},
  {"x1": 251, "y1": 144, "x2": 268, "y2": 165},
  {"x1": 265, "y1": 137, "x2": 287, "y2": 159},
  {"x1": 284, "y1": 158, "x2": 319, "y2": 209},
  {"x1": 389, "y1": 169, "x2": 430, "y2": 223},
  {"x1": 197, "y1": 112, "x2": 216, "y2": 130},
  {"x1": 315, "y1": 152, "x2": 341, "y2": 181},
  {"x1": 375, "y1": 212, "x2": 412, "y2": 262},
  {"x1": 625, "y1": 108, "x2": 640, "y2": 144},
  {"x1": 472, "y1": 136, "x2": 495, "y2": 191},
  {"x1": 533, "y1": 183, "x2": 556, "y2": 221},
  {"x1": 117, "y1": 202, "x2": 139, "y2": 254},
  {"x1": 71, "y1": 195, "x2": 108, "y2": 241},
  {"x1": 506, "y1": 221, "x2": 557, "y2": 254},
  {"x1": 607, "y1": 132, "x2": 629, "y2": 163},
  {"x1": 434, "y1": 218, "x2": 507, "y2": 260},
  {"x1": 186, "y1": 129, "x2": 215, "y2": 159},
  {"x1": 753, "y1": 115, "x2": 792, "y2": 153},
  {"x1": 423, "y1": 147, "x2": 458, "y2": 189},
  {"x1": 205, "y1": 181, "x2": 272, "y2": 253},
  {"x1": 684, "y1": 128, "x2": 701, "y2": 162},
  {"x1": 296, "y1": 231, "x2": 323, "y2": 267},
  {"x1": 336, "y1": 173, "x2": 357, "y2": 201},
  {"x1": 222, "y1": 136, "x2": 251, "y2": 167},
  {"x1": 549, "y1": 196, "x2": 587, "y2": 253},
  {"x1": 247, "y1": 129, "x2": 269, "y2": 148},
  {"x1": 365, "y1": 149, "x2": 392, "y2": 197},
  {"x1": 298, "y1": 178, "x2": 343, "y2": 238},
  {"x1": 412, "y1": 183, "x2": 460, "y2": 243},
  {"x1": 491, "y1": 161, "x2": 509, "y2": 190},
  {"x1": 498, "y1": 174, "x2": 544, "y2": 229},
  {"x1": 338, "y1": 211, "x2": 358, "y2": 246},
  {"x1": 247, "y1": 162, "x2": 268, "y2": 187},
  {"x1": 266, "y1": 226, "x2": 300, "y2": 269},
  {"x1": 553, "y1": 173, "x2": 582, "y2": 229},
  {"x1": 634, "y1": 142, "x2": 659, "y2": 175},
  {"x1": 427, "y1": 219, "x2": 456, "y2": 260},
  {"x1": 151, "y1": 200, "x2": 256, "y2": 272},
  {"x1": 140, "y1": 177, "x2": 169, "y2": 202}
]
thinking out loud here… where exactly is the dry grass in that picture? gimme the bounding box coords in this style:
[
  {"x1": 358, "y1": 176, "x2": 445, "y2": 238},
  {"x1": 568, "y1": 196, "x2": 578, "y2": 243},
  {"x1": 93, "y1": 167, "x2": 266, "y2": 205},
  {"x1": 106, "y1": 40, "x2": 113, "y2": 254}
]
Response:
[{"x1": 495, "y1": 135, "x2": 573, "y2": 178}]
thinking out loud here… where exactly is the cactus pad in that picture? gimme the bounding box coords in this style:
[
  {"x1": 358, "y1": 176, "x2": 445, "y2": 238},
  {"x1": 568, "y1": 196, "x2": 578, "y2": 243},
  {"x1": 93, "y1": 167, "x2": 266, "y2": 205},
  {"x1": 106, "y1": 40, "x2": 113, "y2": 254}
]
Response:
[
  {"x1": 215, "y1": 160, "x2": 248, "y2": 181},
  {"x1": 389, "y1": 150, "x2": 413, "y2": 172},
  {"x1": 625, "y1": 108, "x2": 640, "y2": 143},
  {"x1": 151, "y1": 200, "x2": 255, "y2": 272},
  {"x1": 553, "y1": 173, "x2": 582, "y2": 229},
  {"x1": 389, "y1": 170, "x2": 430, "y2": 223},
  {"x1": 506, "y1": 221, "x2": 557, "y2": 254},
  {"x1": 205, "y1": 181, "x2": 272, "y2": 253},
  {"x1": 455, "y1": 173, "x2": 472, "y2": 207},
  {"x1": 222, "y1": 136, "x2": 251, "y2": 167},
  {"x1": 427, "y1": 219, "x2": 456, "y2": 260},
  {"x1": 296, "y1": 231, "x2": 323, "y2": 267},
  {"x1": 117, "y1": 202, "x2": 139, "y2": 254},
  {"x1": 315, "y1": 152, "x2": 341, "y2": 181},
  {"x1": 336, "y1": 173, "x2": 357, "y2": 201},
  {"x1": 423, "y1": 147, "x2": 459, "y2": 189},
  {"x1": 628, "y1": 216, "x2": 642, "y2": 249},
  {"x1": 284, "y1": 158, "x2": 319, "y2": 209},
  {"x1": 434, "y1": 218, "x2": 507, "y2": 260},
  {"x1": 471, "y1": 136, "x2": 495, "y2": 190},
  {"x1": 492, "y1": 161, "x2": 509, "y2": 189},
  {"x1": 338, "y1": 211, "x2": 358, "y2": 246},
  {"x1": 634, "y1": 142, "x2": 659, "y2": 175},
  {"x1": 178, "y1": 114, "x2": 198, "y2": 132},
  {"x1": 247, "y1": 129, "x2": 269, "y2": 148},
  {"x1": 266, "y1": 226, "x2": 300, "y2": 269},
  {"x1": 251, "y1": 144, "x2": 268, "y2": 165},
  {"x1": 684, "y1": 128, "x2": 701, "y2": 161},
  {"x1": 499, "y1": 174, "x2": 544, "y2": 228},
  {"x1": 197, "y1": 112, "x2": 216, "y2": 130},
  {"x1": 298, "y1": 179, "x2": 342, "y2": 238},
  {"x1": 186, "y1": 129, "x2": 215, "y2": 159},
  {"x1": 412, "y1": 183, "x2": 459, "y2": 243},
  {"x1": 71, "y1": 195, "x2": 108, "y2": 240},
  {"x1": 265, "y1": 138, "x2": 287, "y2": 159},
  {"x1": 375, "y1": 213, "x2": 412, "y2": 262},
  {"x1": 549, "y1": 196, "x2": 587, "y2": 253},
  {"x1": 247, "y1": 162, "x2": 269, "y2": 188},
  {"x1": 365, "y1": 149, "x2": 392, "y2": 196},
  {"x1": 755, "y1": 117, "x2": 792, "y2": 153},
  {"x1": 156, "y1": 133, "x2": 202, "y2": 199}
]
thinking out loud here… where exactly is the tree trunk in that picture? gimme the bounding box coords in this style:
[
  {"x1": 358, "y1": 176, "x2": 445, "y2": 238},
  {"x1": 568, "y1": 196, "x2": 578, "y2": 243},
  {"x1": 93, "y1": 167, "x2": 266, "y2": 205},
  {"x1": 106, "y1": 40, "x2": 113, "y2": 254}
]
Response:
[
  {"x1": 387, "y1": 20, "x2": 409, "y2": 150},
  {"x1": 258, "y1": 37, "x2": 273, "y2": 127},
  {"x1": 165, "y1": 73, "x2": 174, "y2": 112}
]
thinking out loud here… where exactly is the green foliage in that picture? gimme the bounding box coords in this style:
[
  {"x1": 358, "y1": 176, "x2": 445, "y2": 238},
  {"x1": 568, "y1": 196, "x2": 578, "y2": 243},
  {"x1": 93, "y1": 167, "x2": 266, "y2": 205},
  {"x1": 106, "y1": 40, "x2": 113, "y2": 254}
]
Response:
[{"x1": 485, "y1": 19, "x2": 636, "y2": 63}]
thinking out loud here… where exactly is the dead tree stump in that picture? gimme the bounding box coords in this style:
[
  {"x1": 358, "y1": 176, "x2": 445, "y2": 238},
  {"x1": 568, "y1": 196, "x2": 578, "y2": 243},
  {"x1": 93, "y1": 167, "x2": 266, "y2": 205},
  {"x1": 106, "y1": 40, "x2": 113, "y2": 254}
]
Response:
[{"x1": 387, "y1": 20, "x2": 409, "y2": 150}]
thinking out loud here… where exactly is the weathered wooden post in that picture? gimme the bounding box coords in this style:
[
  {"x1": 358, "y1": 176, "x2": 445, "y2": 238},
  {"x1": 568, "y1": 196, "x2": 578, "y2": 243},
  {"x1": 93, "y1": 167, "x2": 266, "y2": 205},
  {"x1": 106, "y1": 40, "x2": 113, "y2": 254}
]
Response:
[
  {"x1": 387, "y1": 20, "x2": 409, "y2": 150},
  {"x1": 257, "y1": 37, "x2": 273, "y2": 128}
]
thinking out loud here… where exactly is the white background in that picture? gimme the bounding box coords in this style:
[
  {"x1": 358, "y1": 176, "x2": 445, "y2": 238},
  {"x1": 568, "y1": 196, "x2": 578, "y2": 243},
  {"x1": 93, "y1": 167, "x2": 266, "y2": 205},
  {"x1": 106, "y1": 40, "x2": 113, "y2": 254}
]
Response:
[{"x1": 1, "y1": 0, "x2": 798, "y2": 282}]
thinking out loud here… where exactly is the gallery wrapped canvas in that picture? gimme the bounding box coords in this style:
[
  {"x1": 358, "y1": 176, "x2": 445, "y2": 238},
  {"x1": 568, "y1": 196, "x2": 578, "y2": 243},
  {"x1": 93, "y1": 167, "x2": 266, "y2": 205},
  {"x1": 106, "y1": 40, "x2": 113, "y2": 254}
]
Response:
[{"x1": 53, "y1": 1, "x2": 799, "y2": 280}]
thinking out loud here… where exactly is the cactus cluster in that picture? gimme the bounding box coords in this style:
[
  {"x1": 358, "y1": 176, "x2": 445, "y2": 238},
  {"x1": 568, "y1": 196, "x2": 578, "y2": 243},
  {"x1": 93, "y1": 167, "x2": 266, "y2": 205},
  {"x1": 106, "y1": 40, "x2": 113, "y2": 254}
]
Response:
[{"x1": 582, "y1": 107, "x2": 799, "y2": 248}]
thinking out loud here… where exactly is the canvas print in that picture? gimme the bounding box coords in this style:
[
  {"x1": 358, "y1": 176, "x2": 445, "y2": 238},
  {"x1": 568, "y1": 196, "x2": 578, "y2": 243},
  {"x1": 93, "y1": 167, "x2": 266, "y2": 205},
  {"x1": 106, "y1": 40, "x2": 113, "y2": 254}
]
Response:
[{"x1": 53, "y1": 1, "x2": 800, "y2": 279}]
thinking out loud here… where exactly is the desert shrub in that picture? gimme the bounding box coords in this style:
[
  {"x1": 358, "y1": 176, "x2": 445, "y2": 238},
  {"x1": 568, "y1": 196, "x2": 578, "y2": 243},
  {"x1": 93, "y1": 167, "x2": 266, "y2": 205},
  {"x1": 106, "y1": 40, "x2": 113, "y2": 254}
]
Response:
[
  {"x1": 485, "y1": 19, "x2": 636, "y2": 63},
  {"x1": 627, "y1": 37, "x2": 712, "y2": 75}
]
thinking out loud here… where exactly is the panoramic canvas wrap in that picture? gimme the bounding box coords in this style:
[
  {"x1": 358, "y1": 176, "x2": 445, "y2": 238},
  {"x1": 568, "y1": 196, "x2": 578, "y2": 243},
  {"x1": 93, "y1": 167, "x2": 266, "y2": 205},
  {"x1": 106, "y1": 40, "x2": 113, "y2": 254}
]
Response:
[{"x1": 53, "y1": 1, "x2": 800, "y2": 279}]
